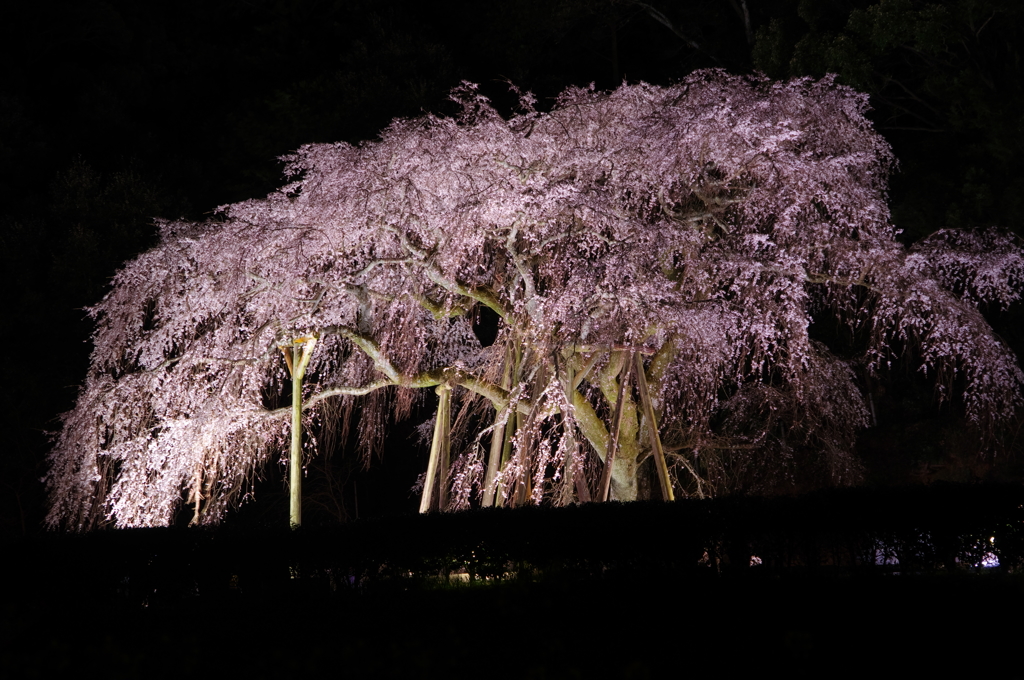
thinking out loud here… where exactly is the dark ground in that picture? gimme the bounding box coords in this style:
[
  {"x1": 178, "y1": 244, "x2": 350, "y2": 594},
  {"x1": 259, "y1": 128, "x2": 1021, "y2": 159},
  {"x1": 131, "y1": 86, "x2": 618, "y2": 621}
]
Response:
[
  {"x1": 4, "y1": 556, "x2": 1021, "y2": 678},
  {"x1": 6, "y1": 486, "x2": 1024, "y2": 677}
]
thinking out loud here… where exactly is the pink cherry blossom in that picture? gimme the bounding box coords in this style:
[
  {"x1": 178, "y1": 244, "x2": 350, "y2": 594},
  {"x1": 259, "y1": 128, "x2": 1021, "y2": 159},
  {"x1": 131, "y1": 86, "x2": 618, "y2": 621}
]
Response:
[{"x1": 46, "y1": 71, "x2": 1024, "y2": 529}]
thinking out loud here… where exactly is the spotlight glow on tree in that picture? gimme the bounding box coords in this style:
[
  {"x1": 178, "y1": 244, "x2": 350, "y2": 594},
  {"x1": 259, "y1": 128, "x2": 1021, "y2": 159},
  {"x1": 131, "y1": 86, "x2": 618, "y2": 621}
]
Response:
[{"x1": 46, "y1": 70, "x2": 1024, "y2": 529}]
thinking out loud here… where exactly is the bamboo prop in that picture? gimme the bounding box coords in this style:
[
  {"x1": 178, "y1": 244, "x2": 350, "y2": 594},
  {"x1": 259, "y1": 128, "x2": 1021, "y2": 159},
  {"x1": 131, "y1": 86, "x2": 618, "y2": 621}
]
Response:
[
  {"x1": 634, "y1": 352, "x2": 675, "y2": 501},
  {"x1": 597, "y1": 351, "x2": 634, "y2": 502},
  {"x1": 482, "y1": 346, "x2": 514, "y2": 507},
  {"x1": 189, "y1": 465, "x2": 203, "y2": 526},
  {"x1": 572, "y1": 351, "x2": 602, "y2": 392},
  {"x1": 513, "y1": 398, "x2": 532, "y2": 507},
  {"x1": 438, "y1": 386, "x2": 452, "y2": 511},
  {"x1": 282, "y1": 335, "x2": 318, "y2": 529},
  {"x1": 419, "y1": 383, "x2": 452, "y2": 513}
]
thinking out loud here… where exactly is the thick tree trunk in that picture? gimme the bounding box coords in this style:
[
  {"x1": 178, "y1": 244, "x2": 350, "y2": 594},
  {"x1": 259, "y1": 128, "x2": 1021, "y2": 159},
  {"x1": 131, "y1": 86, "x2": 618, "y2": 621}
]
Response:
[
  {"x1": 609, "y1": 455, "x2": 639, "y2": 501},
  {"x1": 599, "y1": 352, "x2": 634, "y2": 502},
  {"x1": 494, "y1": 397, "x2": 516, "y2": 508},
  {"x1": 560, "y1": 350, "x2": 590, "y2": 504},
  {"x1": 494, "y1": 344, "x2": 523, "y2": 508},
  {"x1": 482, "y1": 347, "x2": 514, "y2": 507},
  {"x1": 592, "y1": 350, "x2": 641, "y2": 501},
  {"x1": 481, "y1": 410, "x2": 505, "y2": 508},
  {"x1": 635, "y1": 352, "x2": 674, "y2": 501}
]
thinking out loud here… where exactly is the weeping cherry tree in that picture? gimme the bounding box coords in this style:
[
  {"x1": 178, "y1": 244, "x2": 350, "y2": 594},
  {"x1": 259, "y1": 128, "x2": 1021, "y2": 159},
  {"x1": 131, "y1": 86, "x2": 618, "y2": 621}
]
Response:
[{"x1": 47, "y1": 70, "x2": 1024, "y2": 529}]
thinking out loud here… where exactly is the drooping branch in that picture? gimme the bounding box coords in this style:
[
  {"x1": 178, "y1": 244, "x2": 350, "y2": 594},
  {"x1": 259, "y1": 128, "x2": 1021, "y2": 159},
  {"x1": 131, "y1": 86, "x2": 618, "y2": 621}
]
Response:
[{"x1": 383, "y1": 221, "x2": 510, "y2": 319}]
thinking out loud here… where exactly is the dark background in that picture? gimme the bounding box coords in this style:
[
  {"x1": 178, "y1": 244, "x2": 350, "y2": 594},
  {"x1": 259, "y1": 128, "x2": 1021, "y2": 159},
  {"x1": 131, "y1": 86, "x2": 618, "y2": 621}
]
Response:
[{"x1": 3, "y1": 0, "x2": 1023, "y2": 535}]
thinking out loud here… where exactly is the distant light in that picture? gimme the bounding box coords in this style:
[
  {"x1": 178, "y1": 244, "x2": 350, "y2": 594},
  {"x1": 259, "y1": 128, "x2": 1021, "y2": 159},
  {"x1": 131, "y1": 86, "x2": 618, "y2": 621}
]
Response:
[
  {"x1": 979, "y1": 552, "x2": 1000, "y2": 568},
  {"x1": 874, "y1": 547, "x2": 899, "y2": 566}
]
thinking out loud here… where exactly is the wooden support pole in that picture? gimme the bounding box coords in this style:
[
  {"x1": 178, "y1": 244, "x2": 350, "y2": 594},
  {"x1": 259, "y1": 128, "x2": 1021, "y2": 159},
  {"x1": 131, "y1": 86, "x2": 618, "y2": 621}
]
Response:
[
  {"x1": 289, "y1": 346, "x2": 303, "y2": 529},
  {"x1": 285, "y1": 336, "x2": 318, "y2": 529},
  {"x1": 438, "y1": 386, "x2": 452, "y2": 511},
  {"x1": 419, "y1": 384, "x2": 451, "y2": 513}
]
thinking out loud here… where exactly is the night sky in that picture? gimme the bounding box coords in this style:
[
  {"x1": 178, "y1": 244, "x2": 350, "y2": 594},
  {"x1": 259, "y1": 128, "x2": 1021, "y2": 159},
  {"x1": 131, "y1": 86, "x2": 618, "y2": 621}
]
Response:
[{"x1": 3, "y1": 0, "x2": 1023, "y2": 535}]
